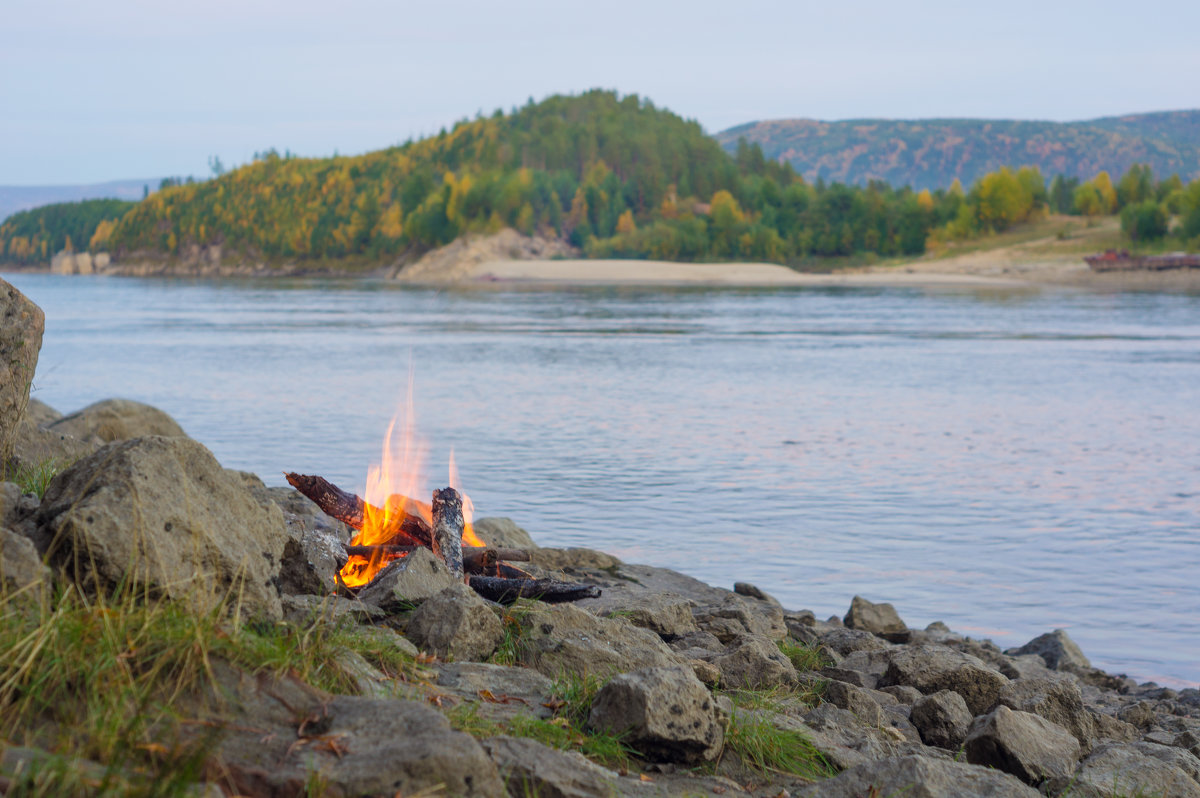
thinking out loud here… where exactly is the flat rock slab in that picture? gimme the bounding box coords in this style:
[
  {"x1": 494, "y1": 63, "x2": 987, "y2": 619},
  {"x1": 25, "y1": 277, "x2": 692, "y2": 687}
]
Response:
[
  {"x1": 483, "y1": 735, "x2": 639, "y2": 798},
  {"x1": 797, "y1": 754, "x2": 1042, "y2": 798},
  {"x1": 515, "y1": 603, "x2": 684, "y2": 678}
]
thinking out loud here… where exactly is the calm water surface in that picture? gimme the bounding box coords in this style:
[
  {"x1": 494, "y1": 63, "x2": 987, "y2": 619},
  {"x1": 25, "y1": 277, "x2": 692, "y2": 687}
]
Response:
[{"x1": 8, "y1": 273, "x2": 1200, "y2": 687}]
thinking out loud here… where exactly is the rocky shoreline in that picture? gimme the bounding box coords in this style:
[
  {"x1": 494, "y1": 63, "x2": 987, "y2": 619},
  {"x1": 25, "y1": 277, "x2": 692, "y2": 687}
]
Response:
[{"x1": 3, "y1": 278, "x2": 1200, "y2": 797}]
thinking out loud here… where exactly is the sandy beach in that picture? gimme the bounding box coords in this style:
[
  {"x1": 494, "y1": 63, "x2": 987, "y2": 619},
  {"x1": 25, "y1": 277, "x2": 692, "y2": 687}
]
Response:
[
  {"x1": 380, "y1": 215, "x2": 1200, "y2": 291},
  {"x1": 396, "y1": 218, "x2": 1200, "y2": 292}
]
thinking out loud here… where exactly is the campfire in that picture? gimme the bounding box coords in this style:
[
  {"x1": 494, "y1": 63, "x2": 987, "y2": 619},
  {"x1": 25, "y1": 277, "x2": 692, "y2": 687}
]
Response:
[{"x1": 284, "y1": 395, "x2": 598, "y2": 604}]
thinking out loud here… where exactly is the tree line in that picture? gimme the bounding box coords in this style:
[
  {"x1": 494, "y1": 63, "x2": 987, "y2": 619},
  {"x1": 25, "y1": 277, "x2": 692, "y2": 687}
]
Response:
[
  {"x1": 3, "y1": 92, "x2": 1200, "y2": 267},
  {"x1": 0, "y1": 199, "x2": 134, "y2": 265}
]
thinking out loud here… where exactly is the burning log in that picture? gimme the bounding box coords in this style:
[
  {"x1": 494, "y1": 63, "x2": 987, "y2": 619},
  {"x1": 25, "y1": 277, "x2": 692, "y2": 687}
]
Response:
[
  {"x1": 431, "y1": 487, "x2": 465, "y2": 580},
  {"x1": 342, "y1": 544, "x2": 530, "y2": 576},
  {"x1": 284, "y1": 472, "x2": 431, "y2": 546},
  {"x1": 468, "y1": 575, "x2": 601, "y2": 604}
]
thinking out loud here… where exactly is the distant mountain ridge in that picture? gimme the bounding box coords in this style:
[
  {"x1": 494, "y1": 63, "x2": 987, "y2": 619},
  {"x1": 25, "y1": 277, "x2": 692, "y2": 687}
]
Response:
[
  {"x1": 0, "y1": 179, "x2": 158, "y2": 223},
  {"x1": 715, "y1": 111, "x2": 1200, "y2": 190}
]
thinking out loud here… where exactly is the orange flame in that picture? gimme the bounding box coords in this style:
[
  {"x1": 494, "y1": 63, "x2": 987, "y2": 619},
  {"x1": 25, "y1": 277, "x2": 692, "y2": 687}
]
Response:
[{"x1": 338, "y1": 383, "x2": 484, "y2": 588}]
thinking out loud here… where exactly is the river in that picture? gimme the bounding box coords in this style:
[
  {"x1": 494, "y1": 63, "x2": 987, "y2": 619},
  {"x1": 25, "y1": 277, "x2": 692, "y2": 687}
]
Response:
[{"x1": 7, "y1": 273, "x2": 1199, "y2": 687}]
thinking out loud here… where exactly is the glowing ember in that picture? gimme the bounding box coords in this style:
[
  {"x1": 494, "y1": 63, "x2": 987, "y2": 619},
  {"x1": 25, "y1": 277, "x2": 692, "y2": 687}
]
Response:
[{"x1": 338, "y1": 385, "x2": 483, "y2": 588}]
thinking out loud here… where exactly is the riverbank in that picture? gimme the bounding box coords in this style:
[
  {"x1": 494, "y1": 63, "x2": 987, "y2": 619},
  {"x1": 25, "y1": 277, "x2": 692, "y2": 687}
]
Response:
[{"x1": 7, "y1": 216, "x2": 1200, "y2": 291}]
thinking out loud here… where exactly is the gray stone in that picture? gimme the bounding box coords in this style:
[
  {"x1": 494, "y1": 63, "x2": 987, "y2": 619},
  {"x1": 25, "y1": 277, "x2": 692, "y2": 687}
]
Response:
[
  {"x1": 712, "y1": 633, "x2": 798, "y2": 689},
  {"x1": 1046, "y1": 742, "x2": 1200, "y2": 798},
  {"x1": 586, "y1": 591, "x2": 698, "y2": 640},
  {"x1": 1, "y1": 525, "x2": 50, "y2": 599},
  {"x1": 1004, "y1": 629, "x2": 1091, "y2": 671},
  {"x1": 483, "y1": 735, "x2": 626, "y2": 797},
  {"x1": 435, "y1": 662, "x2": 556, "y2": 720},
  {"x1": 407, "y1": 582, "x2": 505, "y2": 661},
  {"x1": 528, "y1": 547, "x2": 619, "y2": 571},
  {"x1": 822, "y1": 679, "x2": 887, "y2": 727},
  {"x1": 1090, "y1": 710, "x2": 1141, "y2": 743},
  {"x1": 880, "y1": 684, "x2": 924, "y2": 704},
  {"x1": 694, "y1": 593, "x2": 787, "y2": 643},
  {"x1": 9, "y1": 418, "x2": 98, "y2": 474},
  {"x1": 844, "y1": 595, "x2": 909, "y2": 642},
  {"x1": 202, "y1": 666, "x2": 504, "y2": 797},
  {"x1": 0, "y1": 279, "x2": 43, "y2": 463},
  {"x1": 997, "y1": 675, "x2": 1094, "y2": 747},
  {"x1": 280, "y1": 594, "x2": 385, "y2": 625},
  {"x1": 589, "y1": 664, "x2": 724, "y2": 763},
  {"x1": 515, "y1": 603, "x2": 682, "y2": 678},
  {"x1": 1123, "y1": 740, "x2": 1200, "y2": 783},
  {"x1": 45, "y1": 398, "x2": 188, "y2": 443},
  {"x1": 356, "y1": 547, "x2": 460, "y2": 611},
  {"x1": 964, "y1": 705, "x2": 1081, "y2": 786},
  {"x1": 802, "y1": 703, "x2": 915, "y2": 761},
  {"x1": 878, "y1": 644, "x2": 1009, "y2": 715},
  {"x1": 796, "y1": 754, "x2": 1042, "y2": 798},
  {"x1": 911, "y1": 689, "x2": 973, "y2": 750},
  {"x1": 36, "y1": 436, "x2": 286, "y2": 620},
  {"x1": 733, "y1": 581, "x2": 781, "y2": 606},
  {"x1": 23, "y1": 398, "x2": 61, "y2": 428},
  {"x1": 472, "y1": 517, "x2": 539, "y2": 549},
  {"x1": 1118, "y1": 699, "x2": 1159, "y2": 730},
  {"x1": 238, "y1": 480, "x2": 350, "y2": 596},
  {"x1": 818, "y1": 626, "x2": 892, "y2": 656}
]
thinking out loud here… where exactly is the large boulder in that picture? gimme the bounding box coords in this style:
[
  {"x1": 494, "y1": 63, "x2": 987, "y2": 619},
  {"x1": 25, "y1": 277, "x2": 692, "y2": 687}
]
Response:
[
  {"x1": 406, "y1": 582, "x2": 505, "y2": 661},
  {"x1": 796, "y1": 754, "x2": 1042, "y2": 798},
  {"x1": 45, "y1": 398, "x2": 188, "y2": 443},
  {"x1": 843, "y1": 595, "x2": 909, "y2": 642},
  {"x1": 0, "y1": 279, "x2": 44, "y2": 463},
  {"x1": 1, "y1": 525, "x2": 50, "y2": 599},
  {"x1": 472, "y1": 517, "x2": 539, "y2": 549},
  {"x1": 588, "y1": 665, "x2": 725, "y2": 763},
  {"x1": 963, "y1": 705, "x2": 1081, "y2": 786},
  {"x1": 1004, "y1": 629, "x2": 1091, "y2": 671},
  {"x1": 23, "y1": 398, "x2": 61, "y2": 428},
  {"x1": 877, "y1": 645, "x2": 1009, "y2": 715},
  {"x1": 35, "y1": 436, "x2": 287, "y2": 620},
  {"x1": 514, "y1": 603, "x2": 683, "y2": 678}
]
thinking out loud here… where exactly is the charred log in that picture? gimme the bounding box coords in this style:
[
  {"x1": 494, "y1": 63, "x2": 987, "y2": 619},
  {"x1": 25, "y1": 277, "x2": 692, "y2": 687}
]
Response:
[
  {"x1": 431, "y1": 487, "x2": 465, "y2": 580},
  {"x1": 341, "y1": 543, "x2": 531, "y2": 576},
  {"x1": 284, "y1": 472, "x2": 431, "y2": 546},
  {"x1": 468, "y1": 575, "x2": 601, "y2": 604}
]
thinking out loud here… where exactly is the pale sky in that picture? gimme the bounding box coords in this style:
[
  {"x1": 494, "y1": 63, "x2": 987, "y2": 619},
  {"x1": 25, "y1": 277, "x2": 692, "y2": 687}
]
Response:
[{"x1": 3, "y1": 0, "x2": 1198, "y2": 185}]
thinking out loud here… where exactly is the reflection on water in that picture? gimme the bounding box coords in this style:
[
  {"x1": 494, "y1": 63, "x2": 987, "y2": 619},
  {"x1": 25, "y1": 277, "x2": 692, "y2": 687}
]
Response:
[{"x1": 9, "y1": 274, "x2": 1200, "y2": 687}]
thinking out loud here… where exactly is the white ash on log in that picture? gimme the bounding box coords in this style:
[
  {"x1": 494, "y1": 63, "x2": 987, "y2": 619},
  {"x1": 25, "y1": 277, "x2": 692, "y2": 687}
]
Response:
[{"x1": 431, "y1": 487, "x2": 465, "y2": 580}]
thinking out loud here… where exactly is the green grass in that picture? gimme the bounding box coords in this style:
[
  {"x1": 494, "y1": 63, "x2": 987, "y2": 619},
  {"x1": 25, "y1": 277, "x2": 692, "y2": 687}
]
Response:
[
  {"x1": 777, "y1": 639, "x2": 831, "y2": 673},
  {"x1": 5, "y1": 457, "x2": 71, "y2": 500},
  {"x1": 487, "y1": 600, "x2": 537, "y2": 666},
  {"x1": 721, "y1": 709, "x2": 835, "y2": 780},
  {"x1": 0, "y1": 582, "x2": 422, "y2": 796},
  {"x1": 446, "y1": 670, "x2": 634, "y2": 769}
]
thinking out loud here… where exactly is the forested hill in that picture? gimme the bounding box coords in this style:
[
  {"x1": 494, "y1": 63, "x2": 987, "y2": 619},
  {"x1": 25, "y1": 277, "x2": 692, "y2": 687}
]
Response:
[
  {"x1": 716, "y1": 111, "x2": 1200, "y2": 190},
  {"x1": 101, "y1": 90, "x2": 955, "y2": 265}
]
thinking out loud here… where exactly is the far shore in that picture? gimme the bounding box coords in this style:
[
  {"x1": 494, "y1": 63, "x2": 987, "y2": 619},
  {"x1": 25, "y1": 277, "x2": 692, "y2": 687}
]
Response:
[{"x1": 10, "y1": 217, "x2": 1200, "y2": 291}]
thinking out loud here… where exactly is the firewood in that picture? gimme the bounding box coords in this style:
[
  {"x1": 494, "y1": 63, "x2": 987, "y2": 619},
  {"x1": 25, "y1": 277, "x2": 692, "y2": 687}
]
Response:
[
  {"x1": 284, "y1": 472, "x2": 431, "y2": 546},
  {"x1": 467, "y1": 575, "x2": 601, "y2": 604},
  {"x1": 343, "y1": 543, "x2": 530, "y2": 563},
  {"x1": 431, "y1": 487, "x2": 465, "y2": 580}
]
